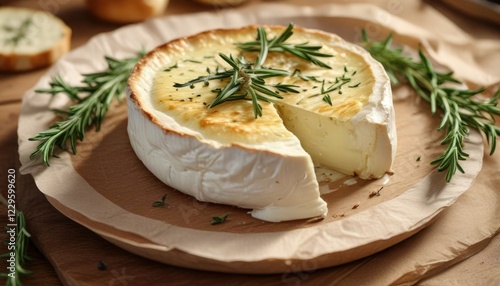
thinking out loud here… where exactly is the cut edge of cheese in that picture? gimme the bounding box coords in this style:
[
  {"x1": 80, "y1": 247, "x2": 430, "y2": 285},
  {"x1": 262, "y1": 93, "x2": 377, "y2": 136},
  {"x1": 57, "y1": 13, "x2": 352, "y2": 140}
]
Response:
[
  {"x1": 127, "y1": 25, "x2": 396, "y2": 222},
  {"x1": 0, "y1": 7, "x2": 71, "y2": 72},
  {"x1": 276, "y1": 39, "x2": 397, "y2": 179}
]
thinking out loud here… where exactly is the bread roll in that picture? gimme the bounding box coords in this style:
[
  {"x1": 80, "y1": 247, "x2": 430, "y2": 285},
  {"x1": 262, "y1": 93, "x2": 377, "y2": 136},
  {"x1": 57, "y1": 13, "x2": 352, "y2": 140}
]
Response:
[{"x1": 86, "y1": 0, "x2": 169, "y2": 23}]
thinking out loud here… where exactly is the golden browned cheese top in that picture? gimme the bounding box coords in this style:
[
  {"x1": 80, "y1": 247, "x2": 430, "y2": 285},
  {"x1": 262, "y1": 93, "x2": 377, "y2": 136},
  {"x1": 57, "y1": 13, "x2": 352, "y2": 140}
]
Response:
[{"x1": 150, "y1": 26, "x2": 376, "y2": 145}]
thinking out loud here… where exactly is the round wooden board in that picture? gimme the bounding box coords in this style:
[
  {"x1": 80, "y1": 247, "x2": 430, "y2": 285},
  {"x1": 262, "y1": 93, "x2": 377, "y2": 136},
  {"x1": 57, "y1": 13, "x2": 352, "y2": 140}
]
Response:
[{"x1": 18, "y1": 6, "x2": 484, "y2": 274}]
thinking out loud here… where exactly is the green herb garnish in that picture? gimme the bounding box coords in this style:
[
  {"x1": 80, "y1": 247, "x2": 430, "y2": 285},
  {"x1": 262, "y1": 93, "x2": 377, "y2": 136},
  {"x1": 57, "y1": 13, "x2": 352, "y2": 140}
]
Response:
[
  {"x1": 322, "y1": 94, "x2": 333, "y2": 105},
  {"x1": 237, "y1": 23, "x2": 333, "y2": 69},
  {"x1": 4, "y1": 17, "x2": 33, "y2": 47},
  {"x1": 173, "y1": 23, "x2": 332, "y2": 118},
  {"x1": 183, "y1": 59, "x2": 202, "y2": 64},
  {"x1": 152, "y1": 194, "x2": 168, "y2": 207},
  {"x1": 0, "y1": 209, "x2": 32, "y2": 285},
  {"x1": 28, "y1": 24, "x2": 499, "y2": 184},
  {"x1": 29, "y1": 51, "x2": 146, "y2": 166},
  {"x1": 295, "y1": 68, "x2": 355, "y2": 106},
  {"x1": 163, "y1": 63, "x2": 178, "y2": 72},
  {"x1": 362, "y1": 30, "x2": 500, "y2": 181},
  {"x1": 211, "y1": 214, "x2": 229, "y2": 225}
]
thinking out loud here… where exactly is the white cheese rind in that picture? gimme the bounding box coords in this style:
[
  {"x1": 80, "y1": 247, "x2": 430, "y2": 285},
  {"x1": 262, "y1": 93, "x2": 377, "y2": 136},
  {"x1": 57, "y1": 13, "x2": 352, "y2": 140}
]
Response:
[{"x1": 127, "y1": 98, "x2": 327, "y2": 222}]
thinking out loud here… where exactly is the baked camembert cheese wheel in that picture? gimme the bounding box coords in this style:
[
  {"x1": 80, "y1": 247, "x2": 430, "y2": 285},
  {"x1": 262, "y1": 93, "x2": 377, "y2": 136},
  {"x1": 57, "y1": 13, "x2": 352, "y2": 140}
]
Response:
[{"x1": 127, "y1": 24, "x2": 396, "y2": 222}]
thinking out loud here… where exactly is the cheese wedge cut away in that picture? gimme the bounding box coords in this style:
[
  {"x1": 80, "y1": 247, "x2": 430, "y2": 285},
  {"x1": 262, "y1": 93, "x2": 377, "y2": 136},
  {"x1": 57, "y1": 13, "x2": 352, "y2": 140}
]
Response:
[{"x1": 127, "y1": 25, "x2": 396, "y2": 222}]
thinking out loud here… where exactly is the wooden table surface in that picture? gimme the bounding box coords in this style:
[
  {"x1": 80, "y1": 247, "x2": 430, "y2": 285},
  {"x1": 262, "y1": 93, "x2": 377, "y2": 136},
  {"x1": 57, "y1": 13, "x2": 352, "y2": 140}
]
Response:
[{"x1": 1, "y1": 0, "x2": 499, "y2": 285}]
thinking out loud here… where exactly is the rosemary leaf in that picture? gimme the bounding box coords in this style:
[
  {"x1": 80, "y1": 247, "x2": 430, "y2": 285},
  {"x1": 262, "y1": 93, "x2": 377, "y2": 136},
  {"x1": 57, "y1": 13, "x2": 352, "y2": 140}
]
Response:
[
  {"x1": 152, "y1": 194, "x2": 168, "y2": 207},
  {"x1": 211, "y1": 214, "x2": 229, "y2": 225},
  {"x1": 0, "y1": 209, "x2": 32, "y2": 285}
]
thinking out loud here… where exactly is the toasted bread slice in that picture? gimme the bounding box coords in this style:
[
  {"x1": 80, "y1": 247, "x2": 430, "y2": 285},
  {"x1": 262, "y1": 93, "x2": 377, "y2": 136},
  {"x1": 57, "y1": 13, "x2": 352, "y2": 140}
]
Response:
[{"x1": 0, "y1": 7, "x2": 71, "y2": 72}]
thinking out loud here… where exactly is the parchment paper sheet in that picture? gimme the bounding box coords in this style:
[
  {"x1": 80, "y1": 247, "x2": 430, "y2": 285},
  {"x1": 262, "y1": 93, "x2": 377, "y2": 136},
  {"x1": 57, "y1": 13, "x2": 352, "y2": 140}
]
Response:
[{"x1": 17, "y1": 0, "x2": 500, "y2": 284}]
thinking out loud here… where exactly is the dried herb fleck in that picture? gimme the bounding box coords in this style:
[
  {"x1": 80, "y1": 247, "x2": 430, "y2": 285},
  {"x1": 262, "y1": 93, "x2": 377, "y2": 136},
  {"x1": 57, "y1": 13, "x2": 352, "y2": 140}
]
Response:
[
  {"x1": 152, "y1": 194, "x2": 168, "y2": 207},
  {"x1": 211, "y1": 214, "x2": 229, "y2": 225}
]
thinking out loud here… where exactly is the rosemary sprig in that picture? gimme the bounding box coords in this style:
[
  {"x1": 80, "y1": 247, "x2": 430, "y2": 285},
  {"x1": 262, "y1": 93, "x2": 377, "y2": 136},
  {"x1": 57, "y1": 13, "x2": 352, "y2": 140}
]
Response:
[
  {"x1": 29, "y1": 51, "x2": 145, "y2": 166},
  {"x1": 174, "y1": 53, "x2": 294, "y2": 119},
  {"x1": 29, "y1": 25, "x2": 498, "y2": 183},
  {"x1": 237, "y1": 23, "x2": 333, "y2": 69},
  {"x1": 210, "y1": 53, "x2": 295, "y2": 118},
  {"x1": 174, "y1": 24, "x2": 330, "y2": 118},
  {"x1": 362, "y1": 31, "x2": 500, "y2": 181},
  {"x1": 0, "y1": 208, "x2": 32, "y2": 286}
]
